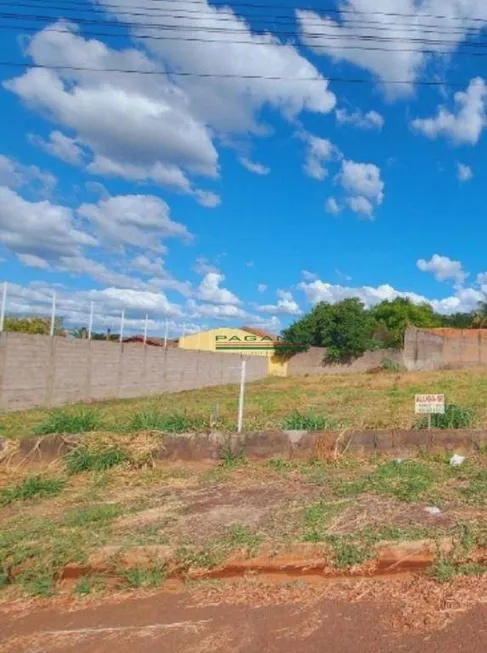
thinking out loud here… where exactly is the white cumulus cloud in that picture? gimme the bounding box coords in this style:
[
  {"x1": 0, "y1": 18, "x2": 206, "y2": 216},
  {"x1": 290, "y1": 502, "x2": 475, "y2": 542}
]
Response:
[
  {"x1": 77, "y1": 194, "x2": 192, "y2": 253},
  {"x1": 457, "y1": 163, "x2": 473, "y2": 182},
  {"x1": 336, "y1": 108, "x2": 384, "y2": 130},
  {"x1": 29, "y1": 130, "x2": 86, "y2": 165},
  {"x1": 258, "y1": 290, "x2": 302, "y2": 316},
  {"x1": 417, "y1": 254, "x2": 468, "y2": 285},
  {"x1": 412, "y1": 78, "x2": 487, "y2": 145},
  {"x1": 197, "y1": 272, "x2": 240, "y2": 305},
  {"x1": 239, "y1": 157, "x2": 270, "y2": 176}
]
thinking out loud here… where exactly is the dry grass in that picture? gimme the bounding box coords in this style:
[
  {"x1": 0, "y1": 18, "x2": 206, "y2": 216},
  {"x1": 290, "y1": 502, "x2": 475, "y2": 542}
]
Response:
[
  {"x1": 2, "y1": 448, "x2": 487, "y2": 599},
  {"x1": 2, "y1": 367, "x2": 487, "y2": 439}
]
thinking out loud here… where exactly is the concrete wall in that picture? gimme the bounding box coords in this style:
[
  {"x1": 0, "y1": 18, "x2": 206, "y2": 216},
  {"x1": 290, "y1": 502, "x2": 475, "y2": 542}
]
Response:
[
  {"x1": 286, "y1": 347, "x2": 403, "y2": 376},
  {"x1": 0, "y1": 333, "x2": 268, "y2": 412},
  {"x1": 404, "y1": 327, "x2": 487, "y2": 371}
]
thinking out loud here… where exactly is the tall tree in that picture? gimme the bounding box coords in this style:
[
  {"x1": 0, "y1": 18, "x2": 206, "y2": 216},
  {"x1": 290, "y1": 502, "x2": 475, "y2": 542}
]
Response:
[
  {"x1": 371, "y1": 298, "x2": 441, "y2": 348},
  {"x1": 4, "y1": 315, "x2": 65, "y2": 336}
]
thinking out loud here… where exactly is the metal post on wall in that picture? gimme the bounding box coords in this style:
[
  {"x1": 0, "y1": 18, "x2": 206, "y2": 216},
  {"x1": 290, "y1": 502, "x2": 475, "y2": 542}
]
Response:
[
  {"x1": 143, "y1": 313, "x2": 148, "y2": 345},
  {"x1": 88, "y1": 301, "x2": 94, "y2": 340},
  {"x1": 119, "y1": 309, "x2": 125, "y2": 343},
  {"x1": 237, "y1": 358, "x2": 247, "y2": 433},
  {"x1": 0, "y1": 281, "x2": 7, "y2": 333},
  {"x1": 164, "y1": 319, "x2": 168, "y2": 349},
  {"x1": 49, "y1": 291, "x2": 56, "y2": 337}
]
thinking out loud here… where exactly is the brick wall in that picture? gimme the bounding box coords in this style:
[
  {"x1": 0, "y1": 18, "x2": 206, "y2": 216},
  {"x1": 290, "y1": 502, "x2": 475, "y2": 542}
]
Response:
[
  {"x1": 0, "y1": 333, "x2": 268, "y2": 412},
  {"x1": 286, "y1": 347, "x2": 404, "y2": 376},
  {"x1": 404, "y1": 327, "x2": 487, "y2": 371}
]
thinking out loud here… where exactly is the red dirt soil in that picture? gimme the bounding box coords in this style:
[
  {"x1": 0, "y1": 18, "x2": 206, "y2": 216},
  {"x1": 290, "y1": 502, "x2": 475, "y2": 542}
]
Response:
[{"x1": 3, "y1": 587, "x2": 487, "y2": 653}]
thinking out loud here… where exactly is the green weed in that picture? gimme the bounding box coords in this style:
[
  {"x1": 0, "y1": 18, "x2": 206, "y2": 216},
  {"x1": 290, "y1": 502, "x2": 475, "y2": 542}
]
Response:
[
  {"x1": 225, "y1": 524, "x2": 262, "y2": 555},
  {"x1": 429, "y1": 557, "x2": 457, "y2": 582},
  {"x1": 281, "y1": 410, "x2": 335, "y2": 430},
  {"x1": 128, "y1": 410, "x2": 207, "y2": 432},
  {"x1": 417, "y1": 403, "x2": 476, "y2": 430},
  {"x1": 381, "y1": 358, "x2": 404, "y2": 373},
  {"x1": 120, "y1": 565, "x2": 166, "y2": 589},
  {"x1": 64, "y1": 504, "x2": 122, "y2": 527},
  {"x1": 1, "y1": 475, "x2": 65, "y2": 506},
  {"x1": 219, "y1": 442, "x2": 246, "y2": 468},
  {"x1": 19, "y1": 569, "x2": 56, "y2": 597},
  {"x1": 34, "y1": 408, "x2": 102, "y2": 434},
  {"x1": 327, "y1": 537, "x2": 372, "y2": 568},
  {"x1": 335, "y1": 460, "x2": 437, "y2": 502},
  {"x1": 267, "y1": 458, "x2": 294, "y2": 472},
  {"x1": 65, "y1": 445, "x2": 128, "y2": 474}
]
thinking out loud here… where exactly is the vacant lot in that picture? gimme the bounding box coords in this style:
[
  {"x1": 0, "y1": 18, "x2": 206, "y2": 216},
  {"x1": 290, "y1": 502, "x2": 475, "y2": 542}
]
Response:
[
  {"x1": 3, "y1": 443, "x2": 487, "y2": 601},
  {"x1": 2, "y1": 368, "x2": 487, "y2": 439}
]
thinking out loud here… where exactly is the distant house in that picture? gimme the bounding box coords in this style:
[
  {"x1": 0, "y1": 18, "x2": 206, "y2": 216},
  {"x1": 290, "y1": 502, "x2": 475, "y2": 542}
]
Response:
[
  {"x1": 122, "y1": 335, "x2": 179, "y2": 348},
  {"x1": 178, "y1": 326, "x2": 287, "y2": 376}
]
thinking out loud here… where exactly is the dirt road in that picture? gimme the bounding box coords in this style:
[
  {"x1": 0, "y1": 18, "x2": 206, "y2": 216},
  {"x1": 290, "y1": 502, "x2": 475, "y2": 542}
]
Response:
[{"x1": 3, "y1": 586, "x2": 487, "y2": 653}]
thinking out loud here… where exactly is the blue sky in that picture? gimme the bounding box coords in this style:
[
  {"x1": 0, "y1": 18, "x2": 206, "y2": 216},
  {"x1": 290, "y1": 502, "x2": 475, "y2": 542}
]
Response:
[{"x1": 1, "y1": 0, "x2": 487, "y2": 337}]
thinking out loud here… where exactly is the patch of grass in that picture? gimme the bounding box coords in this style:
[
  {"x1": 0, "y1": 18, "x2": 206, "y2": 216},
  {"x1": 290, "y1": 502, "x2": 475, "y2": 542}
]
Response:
[
  {"x1": 120, "y1": 565, "x2": 166, "y2": 589},
  {"x1": 417, "y1": 403, "x2": 477, "y2": 430},
  {"x1": 429, "y1": 557, "x2": 458, "y2": 582},
  {"x1": 64, "y1": 503, "x2": 122, "y2": 527},
  {"x1": 19, "y1": 569, "x2": 56, "y2": 597},
  {"x1": 282, "y1": 410, "x2": 335, "y2": 430},
  {"x1": 335, "y1": 459, "x2": 438, "y2": 502},
  {"x1": 34, "y1": 408, "x2": 102, "y2": 434},
  {"x1": 175, "y1": 544, "x2": 223, "y2": 570},
  {"x1": 303, "y1": 498, "x2": 351, "y2": 541},
  {"x1": 219, "y1": 442, "x2": 246, "y2": 468},
  {"x1": 128, "y1": 410, "x2": 207, "y2": 432},
  {"x1": 327, "y1": 536, "x2": 372, "y2": 568},
  {"x1": 66, "y1": 445, "x2": 128, "y2": 474},
  {"x1": 225, "y1": 524, "x2": 262, "y2": 556},
  {"x1": 460, "y1": 470, "x2": 487, "y2": 504},
  {"x1": 267, "y1": 458, "x2": 295, "y2": 472},
  {"x1": 381, "y1": 358, "x2": 404, "y2": 373},
  {"x1": 1, "y1": 475, "x2": 65, "y2": 506}
]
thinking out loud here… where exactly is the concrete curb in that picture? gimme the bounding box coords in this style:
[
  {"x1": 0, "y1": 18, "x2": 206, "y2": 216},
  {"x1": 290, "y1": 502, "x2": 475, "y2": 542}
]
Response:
[{"x1": 11, "y1": 428, "x2": 487, "y2": 463}]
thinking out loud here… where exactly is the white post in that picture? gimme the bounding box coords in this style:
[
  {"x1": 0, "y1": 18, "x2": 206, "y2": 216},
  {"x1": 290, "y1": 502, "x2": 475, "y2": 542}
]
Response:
[
  {"x1": 119, "y1": 309, "x2": 125, "y2": 343},
  {"x1": 164, "y1": 319, "x2": 168, "y2": 349},
  {"x1": 143, "y1": 313, "x2": 148, "y2": 344},
  {"x1": 50, "y1": 291, "x2": 56, "y2": 337},
  {"x1": 88, "y1": 301, "x2": 94, "y2": 340},
  {"x1": 0, "y1": 281, "x2": 7, "y2": 333},
  {"x1": 237, "y1": 358, "x2": 247, "y2": 433}
]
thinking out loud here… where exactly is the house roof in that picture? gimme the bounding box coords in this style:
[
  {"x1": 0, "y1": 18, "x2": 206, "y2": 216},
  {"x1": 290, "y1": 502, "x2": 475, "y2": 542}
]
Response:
[
  {"x1": 123, "y1": 335, "x2": 179, "y2": 347},
  {"x1": 241, "y1": 326, "x2": 278, "y2": 341}
]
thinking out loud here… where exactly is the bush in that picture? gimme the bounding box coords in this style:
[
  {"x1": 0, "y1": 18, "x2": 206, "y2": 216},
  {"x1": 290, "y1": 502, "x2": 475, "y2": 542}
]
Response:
[
  {"x1": 416, "y1": 403, "x2": 476, "y2": 430},
  {"x1": 34, "y1": 408, "x2": 102, "y2": 434},
  {"x1": 65, "y1": 445, "x2": 128, "y2": 474},
  {"x1": 282, "y1": 410, "x2": 334, "y2": 430},
  {"x1": 1, "y1": 475, "x2": 65, "y2": 506},
  {"x1": 128, "y1": 410, "x2": 206, "y2": 433},
  {"x1": 381, "y1": 358, "x2": 404, "y2": 373}
]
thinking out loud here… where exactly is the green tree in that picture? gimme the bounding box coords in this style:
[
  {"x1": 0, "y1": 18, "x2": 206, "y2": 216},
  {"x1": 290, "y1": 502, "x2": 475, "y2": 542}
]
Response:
[
  {"x1": 472, "y1": 298, "x2": 487, "y2": 329},
  {"x1": 282, "y1": 302, "x2": 333, "y2": 348},
  {"x1": 440, "y1": 312, "x2": 474, "y2": 329},
  {"x1": 320, "y1": 298, "x2": 378, "y2": 362},
  {"x1": 371, "y1": 298, "x2": 441, "y2": 348},
  {"x1": 283, "y1": 299, "x2": 378, "y2": 362},
  {"x1": 4, "y1": 315, "x2": 65, "y2": 336},
  {"x1": 71, "y1": 327, "x2": 88, "y2": 339}
]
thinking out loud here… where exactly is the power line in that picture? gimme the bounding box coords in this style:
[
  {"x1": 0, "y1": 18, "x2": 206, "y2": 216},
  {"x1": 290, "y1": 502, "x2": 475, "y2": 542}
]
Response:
[
  {"x1": 0, "y1": 59, "x2": 477, "y2": 87},
  {"x1": 10, "y1": 0, "x2": 487, "y2": 26},
  {"x1": 6, "y1": 22, "x2": 487, "y2": 57},
  {"x1": 1, "y1": 2, "x2": 487, "y2": 36},
  {"x1": 5, "y1": 11, "x2": 487, "y2": 48}
]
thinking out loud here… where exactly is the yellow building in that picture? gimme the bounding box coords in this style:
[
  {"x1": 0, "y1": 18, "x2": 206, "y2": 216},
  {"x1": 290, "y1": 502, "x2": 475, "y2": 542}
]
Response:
[{"x1": 178, "y1": 326, "x2": 288, "y2": 376}]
